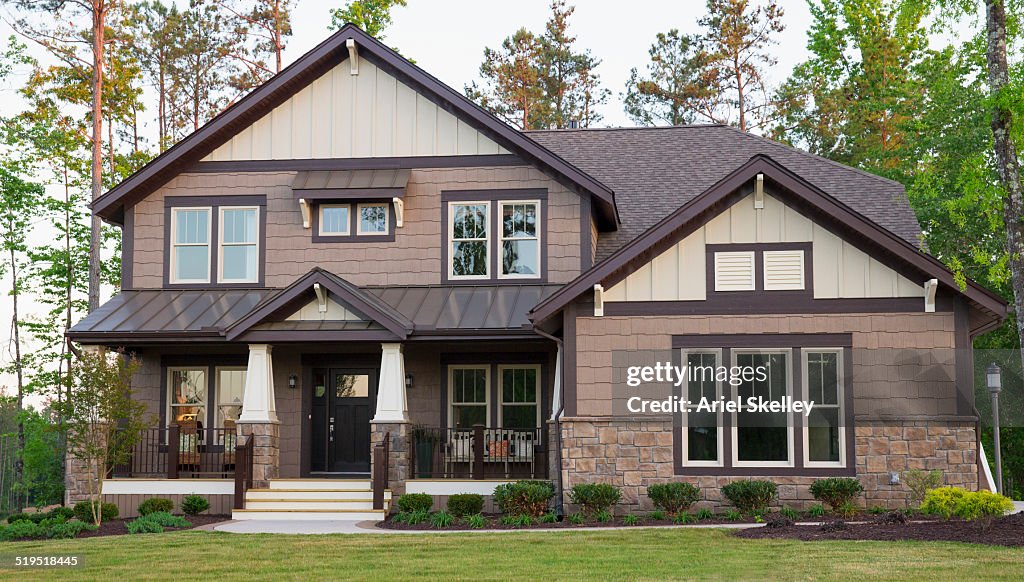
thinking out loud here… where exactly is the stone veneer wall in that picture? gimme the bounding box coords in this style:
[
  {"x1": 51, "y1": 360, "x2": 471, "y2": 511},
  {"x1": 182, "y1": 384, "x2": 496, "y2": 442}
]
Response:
[
  {"x1": 371, "y1": 423, "x2": 410, "y2": 498},
  {"x1": 237, "y1": 422, "x2": 280, "y2": 488},
  {"x1": 556, "y1": 417, "x2": 978, "y2": 512}
]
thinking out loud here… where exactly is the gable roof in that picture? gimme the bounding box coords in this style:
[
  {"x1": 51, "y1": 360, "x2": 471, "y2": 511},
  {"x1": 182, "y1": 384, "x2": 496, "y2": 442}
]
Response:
[
  {"x1": 225, "y1": 268, "x2": 413, "y2": 340},
  {"x1": 529, "y1": 154, "x2": 1006, "y2": 325},
  {"x1": 527, "y1": 125, "x2": 922, "y2": 259},
  {"x1": 92, "y1": 25, "x2": 617, "y2": 228}
]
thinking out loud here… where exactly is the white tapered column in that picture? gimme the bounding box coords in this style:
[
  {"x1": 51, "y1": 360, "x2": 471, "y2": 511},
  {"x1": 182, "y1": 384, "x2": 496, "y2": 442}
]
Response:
[
  {"x1": 238, "y1": 344, "x2": 278, "y2": 423},
  {"x1": 373, "y1": 343, "x2": 408, "y2": 423}
]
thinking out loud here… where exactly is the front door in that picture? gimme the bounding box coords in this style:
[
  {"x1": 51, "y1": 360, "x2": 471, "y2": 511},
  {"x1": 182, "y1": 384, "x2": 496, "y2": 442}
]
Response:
[{"x1": 311, "y1": 367, "x2": 376, "y2": 474}]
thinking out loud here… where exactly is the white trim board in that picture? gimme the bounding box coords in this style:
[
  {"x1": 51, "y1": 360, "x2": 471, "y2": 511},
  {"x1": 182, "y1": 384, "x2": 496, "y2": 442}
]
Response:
[
  {"x1": 103, "y1": 479, "x2": 235, "y2": 495},
  {"x1": 405, "y1": 480, "x2": 520, "y2": 496}
]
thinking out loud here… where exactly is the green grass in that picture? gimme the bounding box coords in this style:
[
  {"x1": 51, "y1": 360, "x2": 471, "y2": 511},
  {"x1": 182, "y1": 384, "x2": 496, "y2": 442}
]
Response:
[{"x1": 0, "y1": 528, "x2": 1022, "y2": 580}]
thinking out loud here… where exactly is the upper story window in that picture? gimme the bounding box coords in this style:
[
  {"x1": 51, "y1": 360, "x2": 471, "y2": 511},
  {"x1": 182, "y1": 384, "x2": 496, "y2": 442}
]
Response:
[
  {"x1": 450, "y1": 202, "x2": 490, "y2": 279},
  {"x1": 312, "y1": 201, "x2": 394, "y2": 242},
  {"x1": 501, "y1": 202, "x2": 540, "y2": 278},
  {"x1": 358, "y1": 203, "x2": 389, "y2": 235},
  {"x1": 219, "y1": 207, "x2": 259, "y2": 283},
  {"x1": 165, "y1": 196, "x2": 265, "y2": 287},
  {"x1": 444, "y1": 190, "x2": 546, "y2": 283},
  {"x1": 171, "y1": 208, "x2": 212, "y2": 284},
  {"x1": 320, "y1": 204, "x2": 350, "y2": 236}
]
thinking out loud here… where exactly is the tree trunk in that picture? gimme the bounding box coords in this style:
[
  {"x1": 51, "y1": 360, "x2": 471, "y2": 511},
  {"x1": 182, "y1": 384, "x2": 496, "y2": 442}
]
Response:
[
  {"x1": 275, "y1": 1, "x2": 283, "y2": 73},
  {"x1": 734, "y1": 56, "x2": 746, "y2": 132},
  {"x1": 10, "y1": 245, "x2": 24, "y2": 512},
  {"x1": 88, "y1": 1, "x2": 106, "y2": 313},
  {"x1": 986, "y1": 0, "x2": 1024, "y2": 372}
]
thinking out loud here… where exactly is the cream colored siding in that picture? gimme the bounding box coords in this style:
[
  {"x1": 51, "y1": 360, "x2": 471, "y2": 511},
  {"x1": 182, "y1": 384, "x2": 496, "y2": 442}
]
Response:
[
  {"x1": 604, "y1": 192, "x2": 923, "y2": 302},
  {"x1": 284, "y1": 297, "x2": 364, "y2": 321},
  {"x1": 202, "y1": 60, "x2": 508, "y2": 161}
]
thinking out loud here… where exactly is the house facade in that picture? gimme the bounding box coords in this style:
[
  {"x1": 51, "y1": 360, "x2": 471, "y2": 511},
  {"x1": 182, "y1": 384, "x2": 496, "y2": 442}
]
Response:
[{"x1": 68, "y1": 26, "x2": 1004, "y2": 519}]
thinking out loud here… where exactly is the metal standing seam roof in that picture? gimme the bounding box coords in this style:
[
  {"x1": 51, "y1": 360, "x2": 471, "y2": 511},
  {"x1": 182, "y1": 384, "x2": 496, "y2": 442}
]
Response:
[
  {"x1": 69, "y1": 289, "x2": 274, "y2": 336},
  {"x1": 291, "y1": 169, "x2": 411, "y2": 192},
  {"x1": 366, "y1": 285, "x2": 563, "y2": 331}
]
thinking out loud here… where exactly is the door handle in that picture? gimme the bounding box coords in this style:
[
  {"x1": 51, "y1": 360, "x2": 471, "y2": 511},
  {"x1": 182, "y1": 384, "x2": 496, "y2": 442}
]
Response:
[{"x1": 329, "y1": 422, "x2": 334, "y2": 442}]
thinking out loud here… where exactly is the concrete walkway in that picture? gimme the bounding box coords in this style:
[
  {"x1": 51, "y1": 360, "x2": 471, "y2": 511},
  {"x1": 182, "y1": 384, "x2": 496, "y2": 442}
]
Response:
[{"x1": 211, "y1": 519, "x2": 762, "y2": 535}]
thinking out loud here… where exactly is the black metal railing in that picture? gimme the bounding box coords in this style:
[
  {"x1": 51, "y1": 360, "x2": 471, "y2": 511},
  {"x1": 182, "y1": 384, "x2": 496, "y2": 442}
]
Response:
[
  {"x1": 410, "y1": 425, "x2": 545, "y2": 480},
  {"x1": 109, "y1": 426, "x2": 240, "y2": 479}
]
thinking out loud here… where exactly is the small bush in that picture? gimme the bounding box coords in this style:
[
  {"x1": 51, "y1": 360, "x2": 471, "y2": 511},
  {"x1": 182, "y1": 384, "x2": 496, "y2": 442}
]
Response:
[
  {"x1": 780, "y1": 506, "x2": 799, "y2": 520},
  {"x1": 647, "y1": 482, "x2": 700, "y2": 515},
  {"x1": 868, "y1": 505, "x2": 887, "y2": 515},
  {"x1": 568, "y1": 512, "x2": 585, "y2": 525},
  {"x1": 49, "y1": 507, "x2": 75, "y2": 521},
  {"x1": 810, "y1": 478, "x2": 864, "y2": 510},
  {"x1": 431, "y1": 510, "x2": 455, "y2": 528},
  {"x1": 446, "y1": 493, "x2": 484, "y2": 517},
  {"x1": 48, "y1": 520, "x2": 95, "y2": 539},
  {"x1": 904, "y1": 469, "x2": 943, "y2": 505},
  {"x1": 569, "y1": 483, "x2": 621, "y2": 517},
  {"x1": 500, "y1": 514, "x2": 534, "y2": 527},
  {"x1": 594, "y1": 509, "x2": 613, "y2": 523},
  {"x1": 0, "y1": 520, "x2": 45, "y2": 541},
  {"x1": 721, "y1": 480, "x2": 777, "y2": 514},
  {"x1": 837, "y1": 501, "x2": 859, "y2": 519},
  {"x1": 920, "y1": 486, "x2": 967, "y2": 519},
  {"x1": 73, "y1": 501, "x2": 118, "y2": 524},
  {"x1": 127, "y1": 518, "x2": 163, "y2": 534},
  {"x1": 182, "y1": 495, "x2": 210, "y2": 516},
  {"x1": 695, "y1": 508, "x2": 714, "y2": 521},
  {"x1": 623, "y1": 514, "x2": 640, "y2": 526},
  {"x1": 141, "y1": 512, "x2": 191, "y2": 528},
  {"x1": 539, "y1": 511, "x2": 558, "y2": 524},
  {"x1": 808, "y1": 503, "x2": 826, "y2": 518},
  {"x1": 493, "y1": 480, "x2": 554, "y2": 517},
  {"x1": 648, "y1": 510, "x2": 667, "y2": 521},
  {"x1": 138, "y1": 498, "x2": 174, "y2": 516},
  {"x1": 724, "y1": 509, "x2": 743, "y2": 521},
  {"x1": 396, "y1": 493, "x2": 433, "y2": 513},
  {"x1": 6, "y1": 513, "x2": 38, "y2": 524},
  {"x1": 673, "y1": 512, "x2": 693, "y2": 524},
  {"x1": 404, "y1": 509, "x2": 431, "y2": 525},
  {"x1": 466, "y1": 513, "x2": 487, "y2": 529},
  {"x1": 922, "y1": 487, "x2": 1014, "y2": 521}
]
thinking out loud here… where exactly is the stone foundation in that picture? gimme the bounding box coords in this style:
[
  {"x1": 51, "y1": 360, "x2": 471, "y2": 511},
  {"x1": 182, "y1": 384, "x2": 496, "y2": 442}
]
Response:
[
  {"x1": 557, "y1": 416, "x2": 979, "y2": 513},
  {"x1": 371, "y1": 422, "x2": 410, "y2": 498},
  {"x1": 65, "y1": 455, "x2": 100, "y2": 506},
  {"x1": 237, "y1": 421, "x2": 280, "y2": 488}
]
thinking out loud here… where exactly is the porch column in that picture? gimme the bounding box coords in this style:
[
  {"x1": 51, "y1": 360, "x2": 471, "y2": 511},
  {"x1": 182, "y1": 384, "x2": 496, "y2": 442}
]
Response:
[
  {"x1": 550, "y1": 343, "x2": 563, "y2": 421},
  {"x1": 371, "y1": 342, "x2": 409, "y2": 500},
  {"x1": 237, "y1": 344, "x2": 279, "y2": 487}
]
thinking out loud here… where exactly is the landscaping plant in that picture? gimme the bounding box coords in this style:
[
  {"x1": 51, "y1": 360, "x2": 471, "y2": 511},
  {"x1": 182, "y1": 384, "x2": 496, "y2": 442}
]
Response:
[
  {"x1": 648, "y1": 510, "x2": 666, "y2": 521},
  {"x1": 724, "y1": 510, "x2": 742, "y2": 521},
  {"x1": 181, "y1": 494, "x2": 210, "y2": 516},
  {"x1": 73, "y1": 501, "x2": 118, "y2": 524},
  {"x1": 500, "y1": 513, "x2": 534, "y2": 527},
  {"x1": 808, "y1": 503, "x2": 826, "y2": 518},
  {"x1": 695, "y1": 508, "x2": 714, "y2": 521},
  {"x1": 720, "y1": 480, "x2": 777, "y2": 514},
  {"x1": 673, "y1": 512, "x2": 693, "y2": 524},
  {"x1": 137, "y1": 497, "x2": 174, "y2": 516},
  {"x1": 446, "y1": 493, "x2": 484, "y2": 517},
  {"x1": 404, "y1": 509, "x2": 431, "y2": 525},
  {"x1": 127, "y1": 518, "x2": 164, "y2": 534},
  {"x1": 539, "y1": 511, "x2": 558, "y2": 523},
  {"x1": 569, "y1": 483, "x2": 621, "y2": 517},
  {"x1": 431, "y1": 510, "x2": 455, "y2": 528},
  {"x1": 568, "y1": 512, "x2": 585, "y2": 525},
  {"x1": 903, "y1": 469, "x2": 943, "y2": 505},
  {"x1": 921, "y1": 487, "x2": 1014, "y2": 521},
  {"x1": 623, "y1": 514, "x2": 640, "y2": 526},
  {"x1": 809, "y1": 478, "x2": 864, "y2": 511},
  {"x1": 139, "y1": 512, "x2": 190, "y2": 528},
  {"x1": 646, "y1": 482, "x2": 700, "y2": 515},
  {"x1": 493, "y1": 480, "x2": 555, "y2": 518},
  {"x1": 396, "y1": 493, "x2": 433, "y2": 513},
  {"x1": 780, "y1": 506, "x2": 799, "y2": 520},
  {"x1": 594, "y1": 508, "x2": 613, "y2": 523},
  {"x1": 465, "y1": 514, "x2": 487, "y2": 529}
]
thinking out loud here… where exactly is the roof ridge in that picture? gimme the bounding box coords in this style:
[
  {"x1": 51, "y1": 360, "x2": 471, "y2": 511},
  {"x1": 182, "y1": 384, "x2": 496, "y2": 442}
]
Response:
[{"x1": 525, "y1": 124, "x2": 728, "y2": 133}]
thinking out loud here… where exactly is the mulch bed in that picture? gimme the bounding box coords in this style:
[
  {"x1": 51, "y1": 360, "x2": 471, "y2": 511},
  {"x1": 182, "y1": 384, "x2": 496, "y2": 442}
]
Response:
[
  {"x1": 75, "y1": 515, "x2": 229, "y2": 538},
  {"x1": 734, "y1": 512, "x2": 1024, "y2": 547},
  {"x1": 379, "y1": 513, "x2": 791, "y2": 531}
]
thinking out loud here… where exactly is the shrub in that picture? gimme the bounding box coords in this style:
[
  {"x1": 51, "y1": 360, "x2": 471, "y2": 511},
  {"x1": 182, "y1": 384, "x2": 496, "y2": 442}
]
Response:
[
  {"x1": 6, "y1": 513, "x2": 39, "y2": 524},
  {"x1": 647, "y1": 482, "x2": 700, "y2": 515},
  {"x1": 695, "y1": 508, "x2": 714, "y2": 521},
  {"x1": 568, "y1": 512, "x2": 585, "y2": 525},
  {"x1": 500, "y1": 514, "x2": 534, "y2": 527},
  {"x1": 922, "y1": 487, "x2": 1014, "y2": 521},
  {"x1": 0, "y1": 520, "x2": 45, "y2": 541},
  {"x1": 837, "y1": 501, "x2": 859, "y2": 519},
  {"x1": 623, "y1": 514, "x2": 640, "y2": 526},
  {"x1": 49, "y1": 507, "x2": 75, "y2": 521},
  {"x1": 73, "y1": 501, "x2": 118, "y2": 524},
  {"x1": 780, "y1": 506, "x2": 799, "y2": 520},
  {"x1": 396, "y1": 493, "x2": 433, "y2": 513},
  {"x1": 594, "y1": 509, "x2": 613, "y2": 523},
  {"x1": 493, "y1": 480, "x2": 554, "y2": 517},
  {"x1": 404, "y1": 509, "x2": 431, "y2": 525},
  {"x1": 539, "y1": 511, "x2": 558, "y2": 524},
  {"x1": 673, "y1": 512, "x2": 693, "y2": 524},
  {"x1": 568, "y1": 483, "x2": 621, "y2": 517},
  {"x1": 648, "y1": 510, "x2": 667, "y2": 521},
  {"x1": 182, "y1": 495, "x2": 210, "y2": 516},
  {"x1": 920, "y1": 486, "x2": 967, "y2": 519},
  {"x1": 904, "y1": 469, "x2": 943, "y2": 505},
  {"x1": 721, "y1": 480, "x2": 777, "y2": 514},
  {"x1": 48, "y1": 520, "x2": 95, "y2": 539},
  {"x1": 431, "y1": 510, "x2": 455, "y2": 528},
  {"x1": 723, "y1": 509, "x2": 742, "y2": 521},
  {"x1": 127, "y1": 518, "x2": 163, "y2": 534},
  {"x1": 808, "y1": 503, "x2": 826, "y2": 518},
  {"x1": 466, "y1": 514, "x2": 487, "y2": 529},
  {"x1": 810, "y1": 478, "x2": 864, "y2": 510},
  {"x1": 140, "y1": 512, "x2": 191, "y2": 528},
  {"x1": 868, "y1": 505, "x2": 887, "y2": 515},
  {"x1": 138, "y1": 498, "x2": 174, "y2": 516},
  {"x1": 446, "y1": 493, "x2": 484, "y2": 517}
]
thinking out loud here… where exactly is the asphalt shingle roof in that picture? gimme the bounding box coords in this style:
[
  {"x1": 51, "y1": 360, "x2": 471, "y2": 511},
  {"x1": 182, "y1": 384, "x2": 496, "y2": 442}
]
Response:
[{"x1": 526, "y1": 125, "x2": 922, "y2": 261}]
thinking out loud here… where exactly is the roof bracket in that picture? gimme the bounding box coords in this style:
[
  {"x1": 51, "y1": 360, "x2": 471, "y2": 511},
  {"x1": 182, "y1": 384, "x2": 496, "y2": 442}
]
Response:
[
  {"x1": 393, "y1": 197, "x2": 404, "y2": 228},
  {"x1": 314, "y1": 283, "x2": 328, "y2": 313},
  {"x1": 754, "y1": 173, "x2": 764, "y2": 209},
  {"x1": 924, "y1": 278, "x2": 938, "y2": 313},
  {"x1": 347, "y1": 38, "x2": 359, "y2": 75},
  {"x1": 299, "y1": 198, "x2": 311, "y2": 229},
  {"x1": 593, "y1": 284, "x2": 604, "y2": 317}
]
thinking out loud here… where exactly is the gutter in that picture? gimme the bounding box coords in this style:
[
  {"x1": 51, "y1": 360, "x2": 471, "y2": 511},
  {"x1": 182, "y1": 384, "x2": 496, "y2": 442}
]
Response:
[{"x1": 533, "y1": 326, "x2": 566, "y2": 518}]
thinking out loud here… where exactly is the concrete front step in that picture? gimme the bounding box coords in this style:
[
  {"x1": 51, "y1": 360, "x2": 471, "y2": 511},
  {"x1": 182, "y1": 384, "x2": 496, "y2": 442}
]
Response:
[
  {"x1": 231, "y1": 508, "x2": 387, "y2": 521},
  {"x1": 247, "y1": 488, "x2": 390, "y2": 501},
  {"x1": 267, "y1": 479, "x2": 371, "y2": 491},
  {"x1": 244, "y1": 499, "x2": 387, "y2": 511}
]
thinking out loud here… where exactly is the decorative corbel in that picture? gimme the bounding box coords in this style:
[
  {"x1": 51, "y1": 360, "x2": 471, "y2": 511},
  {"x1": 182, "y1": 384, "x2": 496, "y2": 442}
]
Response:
[
  {"x1": 924, "y1": 279, "x2": 938, "y2": 313},
  {"x1": 314, "y1": 283, "x2": 328, "y2": 314},
  {"x1": 393, "y1": 197, "x2": 404, "y2": 228},
  {"x1": 299, "y1": 198, "x2": 311, "y2": 229},
  {"x1": 594, "y1": 284, "x2": 604, "y2": 317},
  {"x1": 347, "y1": 38, "x2": 359, "y2": 75},
  {"x1": 754, "y1": 173, "x2": 765, "y2": 209}
]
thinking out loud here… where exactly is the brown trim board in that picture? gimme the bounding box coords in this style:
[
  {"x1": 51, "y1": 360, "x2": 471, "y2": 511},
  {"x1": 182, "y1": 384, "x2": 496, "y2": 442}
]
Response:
[{"x1": 196, "y1": 154, "x2": 523, "y2": 174}]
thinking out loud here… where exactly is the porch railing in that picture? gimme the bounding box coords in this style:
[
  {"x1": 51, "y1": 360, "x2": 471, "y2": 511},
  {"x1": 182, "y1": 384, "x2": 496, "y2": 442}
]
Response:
[
  {"x1": 108, "y1": 426, "x2": 240, "y2": 479},
  {"x1": 233, "y1": 435, "x2": 254, "y2": 510},
  {"x1": 410, "y1": 425, "x2": 546, "y2": 480},
  {"x1": 372, "y1": 432, "x2": 390, "y2": 510}
]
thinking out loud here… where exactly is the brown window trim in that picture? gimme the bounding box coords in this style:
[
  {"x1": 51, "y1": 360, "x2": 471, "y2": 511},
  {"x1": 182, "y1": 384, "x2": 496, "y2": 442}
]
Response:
[
  {"x1": 439, "y1": 352, "x2": 551, "y2": 436},
  {"x1": 158, "y1": 354, "x2": 248, "y2": 431},
  {"x1": 310, "y1": 199, "x2": 397, "y2": 243},
  {"x1": 671, "y1": 333, "x2": 855, "y2": 477},
  {"x1": 163, "y1": 195, "x2": 267, "y2": 289},
  {"x1": 706, "y1": 242, "x2": 813, "y2": 299},
  {"x1": 441, "y1": 189, "x2": 548, "y2": 285}
]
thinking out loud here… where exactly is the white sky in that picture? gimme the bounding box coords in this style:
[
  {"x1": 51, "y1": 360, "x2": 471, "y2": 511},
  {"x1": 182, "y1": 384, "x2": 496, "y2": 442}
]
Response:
[{"x1": 0, "y1": 0, "x2": 980, "y2": 400}]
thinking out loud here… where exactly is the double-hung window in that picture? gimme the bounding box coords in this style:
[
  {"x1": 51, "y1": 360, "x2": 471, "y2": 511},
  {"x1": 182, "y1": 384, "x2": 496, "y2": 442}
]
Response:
[
  {"x1": 168, "y1": 367, "x2": 207, "y2": 425},
  {"x1": 447, "y1": 197, "x2": 543, "y2": 281},
  {"x1": 450, "y1": 202, "x2": 490, "y2": 279},
  {"x1": 681, "y1": 350, "x2": 722, "y2": 466},
  {"x1": 171, "y1": 208, "x2": 212, "y2": 283},
  {"x1": 449, "y1": 366, "x2": 489, "y2": 429},
  {"x1": 500, "y1": 202, "x2": 540, "y2": 277},
  {"x1": 215, "y1": 367, "x2": 247, "y2": 428},
  {"x1": 804, "y1": 350, "x2": 845, "y2": 467},
  {"x1": 732, "y1": 350, "x2": 793, "y2": 467},
  {"x1": 219, "y1": 207, "x2": 259, "y2": 283},
  {"x1": 499, "y1": 365, "x2": 540, "y2": 429}
]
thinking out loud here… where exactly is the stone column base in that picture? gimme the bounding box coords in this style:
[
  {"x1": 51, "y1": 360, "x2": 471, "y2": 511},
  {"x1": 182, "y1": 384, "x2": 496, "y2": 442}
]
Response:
[
  {"x1": 65, "y1": 455, "x2": 99, "y2": 506},
  {"x1": 237, "y1": 422, "x2": 280, "y2": 488},
  {"x1": 371, "y1": 422, "x2": 409, "y2": 499}
]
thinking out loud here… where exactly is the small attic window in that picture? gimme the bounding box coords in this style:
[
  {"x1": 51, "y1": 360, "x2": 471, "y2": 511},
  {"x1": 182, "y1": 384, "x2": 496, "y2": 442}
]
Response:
[
  {"x1": 714, "y1": 251, "x2": 756, "y2": 291},
  {"x1": 763, "y1": 250, "x2": 805, "y2": 291}
]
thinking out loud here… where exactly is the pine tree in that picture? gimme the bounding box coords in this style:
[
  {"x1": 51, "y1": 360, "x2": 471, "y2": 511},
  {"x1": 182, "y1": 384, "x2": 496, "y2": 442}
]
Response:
[{"x1": 330, "y1": 0, "x2": 408, "y2": 37}]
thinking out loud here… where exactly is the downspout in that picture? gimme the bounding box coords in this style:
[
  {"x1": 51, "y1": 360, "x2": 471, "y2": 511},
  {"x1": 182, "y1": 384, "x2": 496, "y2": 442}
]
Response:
[{"x1": 534, "y1": 326, "x2": 566, "y2": 518}]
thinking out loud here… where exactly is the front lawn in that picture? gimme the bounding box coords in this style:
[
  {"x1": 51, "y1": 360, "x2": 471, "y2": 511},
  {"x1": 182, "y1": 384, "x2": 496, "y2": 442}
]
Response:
[{"x1": 0, "y1": 528, "x2": 1021, "y2": 580}]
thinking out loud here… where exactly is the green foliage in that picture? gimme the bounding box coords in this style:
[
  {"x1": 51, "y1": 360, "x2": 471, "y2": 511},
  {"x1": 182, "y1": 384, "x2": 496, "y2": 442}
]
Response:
[
  {"x1": 430, "y1": 510, "x2": 454, "y2": 528},
  {"x1": 695, "y1": 508, "x2": 714, "y2": 521},
  {"x1": 539, "y1": 511, "x2": 558, "y2": 524},
  {"x1": 403, "y1": 509, "x2": 430, "y2": 525},
  {"x1": 903, "y1": 469, "x2": 945, "y2": 505},
  {"x1": 127, "y1": 517, "x2": 163, "y2": 534},
  {"x1": 0, "y1": 516, "x2": 95, "y2": 541},
  {"x1": 465, "y1": 513, "x2": 487, "y2": 529},
  {"x1": 921, "y1": 487, "x2": 1014, "y2": 521},
  {"x1": 48, "y1": 519, "x2": 94, "y2": 539},
  {"x1": 868, "y1": 505, "x2": 887, "y2": 515},
  {"x1": 446, "y1": 493, "x2": 484, "y2": 517},
  {"x1": 0, "y1": 519, "x2": 44, "y2": 540},
  {"x1": 723, "y1": 510, "x2": 743, "y2": 521},
  {"x1": 181, "y1": 495, "x2": 210, "y2": 516},
  {"x1": 137, "y1": 498, "x2": 174, "y2": 516},
  {"x1": 720, "y1": 480, "x2": 777, "y2": 514},
  {"x1": 808, "y1": 503, "x2": 826, "y2": 518},
  {"x1": 646, "y1": 482, "x2": 701, "y2": 515},
  {"x1": 73, "y1": 501, "x2": 118, "y2": 524},
  {"x1": 594, "y1": 509, "x2": 613, "y2": 523},
  {"x1": 493, "y1": 480, "x2": 554, "y2": 517},
  {"x1": 837, "y1": 501, "x2": 859, "y2": 519},
  {"x1": 622, "y1": 514, "x2": 640, "y2": 526},
  {"x1": 500, "y1": 513, "x2": 534, "y2": 527},
  {"x1": 396, "y1": 493, "x2": 433, "y2": 513},
  {"x1": 48, "y1": 506, "x2": 74, "y2": 521},
  {"x1": 809, "y1": 478, "x2": 864, "y2": 510},
  {"x1": 7, "y1": 512, "x2": 43, "y2": 524},
  {"x1": 568, "y1": 483, "x2": 621, "y2": 517},
  {"x1": 330, "y1": 0, "x2": 408, "y2": 38},
  {"x1": 567, "y1": 512, "x2": 585, "y2": 525},
  {"x1": 138, "y1": 511, "x2": 190, "y2": 528},
  {"x1": 780, "y1": 506, "x2": 799, "y2": 520},
  {"x1": 673, "y1": 512, "x2": 693, "y2": 524},
  {"x1": 648, "y1": 510, "x2": 667, "y2": 521}
]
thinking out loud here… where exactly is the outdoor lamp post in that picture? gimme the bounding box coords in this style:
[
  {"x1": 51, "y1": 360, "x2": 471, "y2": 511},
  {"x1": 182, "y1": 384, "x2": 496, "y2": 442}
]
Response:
[{"x1": 987, "y1": 362, "x2": 1003, "y2": 494}]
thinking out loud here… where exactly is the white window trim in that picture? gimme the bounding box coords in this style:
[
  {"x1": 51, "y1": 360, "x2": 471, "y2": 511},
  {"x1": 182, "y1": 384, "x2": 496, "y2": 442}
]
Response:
[
  {"x1": 167, "y1": 366, "x2": 207, "y2": 427},
  {"x1": 356, "y1": 202, "x2": 390, "y2": 236},
  {"x1": 448, "y1": 201, "x2": 491, "y2": 280},
  {"x1": 448, "y1": 365, "x2": 491, "y2": 428},
  {"x1": 730, "y1": 348, "x2": 794, "y2": 468},
  {"x1": 169, "y1": 207, "x2": 212, "y2": 284},
  {"x1": 802, "y1": 348, "x2": 847, "y2": 468},
  {"x1": 497, "y1": 364, "x2": 541, "y2": 429},
  {"x1": 318, "y1": 204, "x2": 351, "y2": 236},
  {"x1": 217, "y1": 206, "x2": 260, "y2": 284},
  {"x1": 680, "y1": 349, "x2": 724, "y2": 467},
  {"x1": 214, "y1": 366, "x2": 247, "y2": 429},
  {"x1": 497, "y1": 200, "x2": 542, "y2": 280}
]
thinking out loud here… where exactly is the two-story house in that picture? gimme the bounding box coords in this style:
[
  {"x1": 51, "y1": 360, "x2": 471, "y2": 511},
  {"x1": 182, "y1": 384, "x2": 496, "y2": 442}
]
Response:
[{"x1": 68, "y1": 25, "x2": 1004, "y2": 520}]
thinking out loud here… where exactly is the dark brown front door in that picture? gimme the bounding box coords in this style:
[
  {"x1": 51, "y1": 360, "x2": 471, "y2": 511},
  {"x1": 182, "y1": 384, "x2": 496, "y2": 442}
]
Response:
[{"x1": 311, "y1": 368, "x2": 376, "y2": 474}]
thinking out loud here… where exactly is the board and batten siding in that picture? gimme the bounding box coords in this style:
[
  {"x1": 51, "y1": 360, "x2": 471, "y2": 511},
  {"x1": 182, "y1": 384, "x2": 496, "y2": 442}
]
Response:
[
  {"x1": 202, "y1": 59, "x2": 508, "y2": 161},
  {"x1": 130, "y1": 166, "x2": 581, "y2": 288},
  {"x1": 603, "y1": 192, "x2": 925, "y2": 302}
]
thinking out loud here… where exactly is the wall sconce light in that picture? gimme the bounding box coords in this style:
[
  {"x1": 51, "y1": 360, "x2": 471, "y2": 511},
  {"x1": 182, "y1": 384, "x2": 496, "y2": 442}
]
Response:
[
  {"x1": 288, "y1": 374, "x2": 298, "y2": 390},
  {"x1": 405, "y1": 373, "x2": 413, "y2": 389}
]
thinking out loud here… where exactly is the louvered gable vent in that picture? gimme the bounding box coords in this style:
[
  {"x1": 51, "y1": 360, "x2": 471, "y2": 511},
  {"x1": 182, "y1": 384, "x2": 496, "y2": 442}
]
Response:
[
  {"x1": 763, "y1": 250, "x2": 805, "y2": 290},
  {"x1": 714, "y1": 251, "x2": 756, "y2": 291}
]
